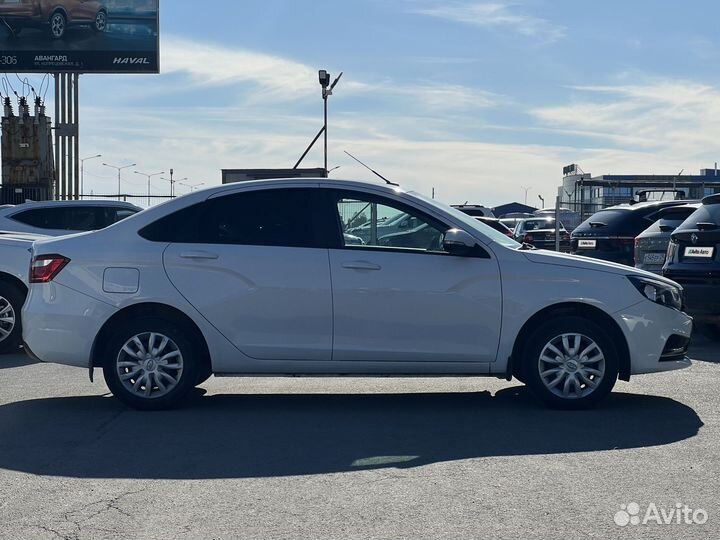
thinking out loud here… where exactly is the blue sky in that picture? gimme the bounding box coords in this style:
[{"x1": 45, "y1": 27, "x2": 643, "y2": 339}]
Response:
[{"x1": 31, "y1": 0, "x2": 720, "y2": 205}]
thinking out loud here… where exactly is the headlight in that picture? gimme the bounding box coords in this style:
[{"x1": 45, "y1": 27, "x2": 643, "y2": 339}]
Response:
[{"x1": 628, "y1": 276, "x2": 683, "y2": 310}]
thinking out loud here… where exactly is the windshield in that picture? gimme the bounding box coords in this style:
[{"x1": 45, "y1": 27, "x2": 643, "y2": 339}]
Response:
[
  {"x1": 522, "y1": 219, "x2": 563, "y2": 230},
  {"x1": 409, "y1": 191, "x2": 520, "y2": 248}
]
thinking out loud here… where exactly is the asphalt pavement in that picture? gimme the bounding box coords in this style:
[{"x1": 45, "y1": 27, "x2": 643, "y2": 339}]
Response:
[{"x1": 0, "y1": 336, "x2": 718, "y2": 539}]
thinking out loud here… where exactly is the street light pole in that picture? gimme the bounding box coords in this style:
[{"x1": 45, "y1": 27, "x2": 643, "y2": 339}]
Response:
[
  {"x1": 163, "y1": 177, "x2": 187, "y2": 198},
  {"x1": 521, "y1": 186, "x2": 532, "y2": 205},
  {"x1": 135, "y1": 170, "x2": 165, "y2": 207},
  {"x1": 318, "y1": 70, "x2": 343, "y2": 176},
  {"x1": 179, "y1": 181, "x2": 205, "y2": 192},
  {"x1": 80, "y1": 154, "x2": 102, "y2": 199},
  {"x1": 538, "y1": 194, "x2": 545, "y2": 209},
  {"x1": 103, "y1": 162, "x2": 137, "y2": 201}
]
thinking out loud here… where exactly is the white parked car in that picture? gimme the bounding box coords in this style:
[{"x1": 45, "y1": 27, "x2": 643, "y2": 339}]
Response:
[
  {"x1": 0, "y1": 200, "x2": 142, "y2": 354},
  {"x1": 0, "y1": 200, "x2": 141, "y2": 237},
  {"x1": 22, "y1": 179, "x2": 693, "y2": 410}
]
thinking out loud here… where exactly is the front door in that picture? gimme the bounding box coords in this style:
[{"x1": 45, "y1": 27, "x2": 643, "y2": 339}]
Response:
[{"x1": 327, "y1": 190, "x2": 502, "y2": 363}]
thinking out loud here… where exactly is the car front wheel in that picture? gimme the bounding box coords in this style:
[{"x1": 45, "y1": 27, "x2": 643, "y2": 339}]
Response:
[
  {"x1": 103, "y1": 318, "x2": 199, "y2": 410},
  {"x1": 49, "y1": 12, "x2": 66, "y2": 39},
  {"x1": 522, "y1": 316, "x2": 619, "y2": 409},
  {"x1": 94, "y1": 10, "x2": 107, "y2": 32}
]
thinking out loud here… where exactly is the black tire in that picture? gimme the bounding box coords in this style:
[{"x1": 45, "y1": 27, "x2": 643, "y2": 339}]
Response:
[
  {"x1": 102, "y1": 318, "x2": 199, "y2": 410},
  {"x1": 49, "y1": 11, "x2": 66, "y2": 39},
  {"x1": 94, "y1": 10, "x2": 107, "y2": 32},
  {"x1": 521, "y1": 316, "x2": 619, "y2": 410},
  {"x1": 0, "y1": 283, "x2": 24, "y2": 355}
]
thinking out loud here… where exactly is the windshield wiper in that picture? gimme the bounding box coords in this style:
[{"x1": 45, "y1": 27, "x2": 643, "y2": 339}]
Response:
[
  {"x1": 518, "y1": 242, "x2": 537, "y2": 250},
  {"x1": 589, "y1": 221, "x2": 608, "y2": 228}
]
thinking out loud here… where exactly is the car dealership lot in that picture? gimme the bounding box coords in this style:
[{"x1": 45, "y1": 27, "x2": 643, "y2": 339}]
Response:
[{"x1": 0, "y1": 337, "x2": 718, "y2": 539}]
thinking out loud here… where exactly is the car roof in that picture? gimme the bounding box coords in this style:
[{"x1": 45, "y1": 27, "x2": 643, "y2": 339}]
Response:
[
  {"x1": 604, "y1": 199, "x2": 696, "y2": 212},
  {"x1": 0, "y1": 199, "x2": 142, "y2": 213}
]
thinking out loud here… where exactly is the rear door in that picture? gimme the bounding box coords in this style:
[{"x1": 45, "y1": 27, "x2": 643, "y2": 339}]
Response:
[
  {"x1": 160, "y1": 187, "x2": 334, "y2": 361},
  {"x1": 325, "y1": 189, "x2": 502, "y2": 364}
]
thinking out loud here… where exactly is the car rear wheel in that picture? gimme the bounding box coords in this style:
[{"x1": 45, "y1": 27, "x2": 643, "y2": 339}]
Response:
[
  {"x1": 49, "y1": 11, "x2": 66, "y2": 39},
  {"x1": 0, "y1": 284, "x2": 23, "y2": 355},
  {"x1": 103, "y1": 318, "x2": 199, "y2": 410},
  {"x1": 94, "y1": 10, "x2": 107, "y2": 32},
  {"x1": 522, "y1": 316, "x2": 619, "y2": 409}
]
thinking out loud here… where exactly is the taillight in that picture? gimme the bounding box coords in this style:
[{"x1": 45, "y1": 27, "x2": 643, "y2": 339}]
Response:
[{"x1": 30, "y1": 254, "x2": 70, "y2": 284}]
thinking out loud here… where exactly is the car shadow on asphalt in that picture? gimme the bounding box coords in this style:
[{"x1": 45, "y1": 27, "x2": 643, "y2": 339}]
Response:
[
  {"x1": 0, "y1": 353, "x2": 38, "y2": 370},
  {"x1": 0, "y1": 387, "x2": 702, "y2": 480}
]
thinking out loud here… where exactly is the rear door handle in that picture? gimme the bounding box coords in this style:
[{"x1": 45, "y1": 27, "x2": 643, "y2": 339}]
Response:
[
  {"x1": 179, "y1": 251, "x2": 219, "y2": 260},
  {"x1": 341, "y1": 261, "x2": 382, "y2": 271}
]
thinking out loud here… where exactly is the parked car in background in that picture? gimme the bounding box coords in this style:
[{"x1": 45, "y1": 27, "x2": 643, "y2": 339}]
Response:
[
  {"x1": 571, "y1": 200, "x2": 691, "y2": 266},
  {"x1": 635, "y1": 204, "x2": 699, "y2": 274},
  {"x1": 514, "y1": 217, "x2": 570, "y2": 250},
  {"x1": 499, "y1": 213, "x2": 535, "y2": 233},
  {"x1": 22, "y1": 178, "x2": 692, "y2": 411},
  {"x1": 0, "y1": 0, "x2": 108, "y2": 39},
  {"x1": 346, "y1": 211, "x2": 422, "y2": 243},
  {"x1": 475, "y1": 216, "x2": 514, "y2": 238},
  {"x1": 664, "y1": 194, "x2": 720, "y2": 340},
  {"x1": 452, "y1": 204, "x2": 495, "y2": 218},
  {"x1": 0, "y1": 200, "x2": 141, "y2": 237},
  {"x1": 0, "y1": 200, "x2": 141, "y2": 355},
  {"x1": 534, "y1": 208, "x2": 581, "y2": 232}
]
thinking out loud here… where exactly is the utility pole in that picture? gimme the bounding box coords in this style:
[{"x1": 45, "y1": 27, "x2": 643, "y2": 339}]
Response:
[
  {"x1": 103, "y1": 162, "x2": 136, "y2": 201},
  {"x1": 521, "y1": 186, "x2": 532, "y2": 205},
  {"x1": 135, "y1": 170, "x2": 165, "y2": 207},
  {"x1": 80, "y1": 154, "x2": 102, "y2": 199}
]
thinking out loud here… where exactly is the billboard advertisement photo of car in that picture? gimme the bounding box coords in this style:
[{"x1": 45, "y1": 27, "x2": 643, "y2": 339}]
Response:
[{"x1": 0, "y1": 0, "x2": 159, "y2": 73}]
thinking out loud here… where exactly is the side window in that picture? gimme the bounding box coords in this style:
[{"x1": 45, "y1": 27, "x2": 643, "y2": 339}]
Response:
[
  {"x1": 61, "y1": 207, "x2": 102, "y2": 231},
  {"x1": 140, "y1": 189, "x2": 320, "y2": 248},
  {"x1": 335, "y1": 192, "x2": 446, "y2": 253},
  {"x1": 105, "y1": 208, "x2": 139, "y2": 227},
  {"x1": 10, "y1": 207, "x2": 99, "y2": 230},
  {"x1": 9, "y1": 209, "x2": 50, "y2": 228}
]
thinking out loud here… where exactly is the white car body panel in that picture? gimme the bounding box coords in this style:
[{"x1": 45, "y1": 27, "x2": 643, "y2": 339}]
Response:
[
  {"x1": 163, "y1": 243, "x2": 333, "y2": 361},
  {"x1": 329, "y1": 248, "x2": 501, "y2": 362},
  {"x1": 22, "y1": 178, "x2": 693, "y2": 383}
]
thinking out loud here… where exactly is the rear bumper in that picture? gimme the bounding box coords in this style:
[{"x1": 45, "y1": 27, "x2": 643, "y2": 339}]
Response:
[
  {"x1": 571, "y1": 249, "x2": 633, "y2": 266},
  {"x1": 22, "y1": 282, "x2": 116, "y2": 369},
  {"x1": 674, "y1": 281, "x2": 720, "y2": 321}
]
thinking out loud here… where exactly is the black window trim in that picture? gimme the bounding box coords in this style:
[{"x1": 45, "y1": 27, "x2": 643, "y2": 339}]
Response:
[{"x1": 323, "y1": 188, "x2": 490, "y2": 258}]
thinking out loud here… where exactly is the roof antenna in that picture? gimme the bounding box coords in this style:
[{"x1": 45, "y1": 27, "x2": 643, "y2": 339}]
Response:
[{"x1": 344, "y1": 151, "x2": 399, "y2": 186}]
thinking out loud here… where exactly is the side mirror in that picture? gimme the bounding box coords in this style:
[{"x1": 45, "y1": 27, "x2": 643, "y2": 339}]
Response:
[{"x1": 443, "y1": 229, "x2": 477, "y2": 256}]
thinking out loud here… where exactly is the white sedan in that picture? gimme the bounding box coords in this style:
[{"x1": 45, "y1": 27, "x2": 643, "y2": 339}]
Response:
[{"x1": 22, "y1": 178, "x2": 693, "y2": 410}]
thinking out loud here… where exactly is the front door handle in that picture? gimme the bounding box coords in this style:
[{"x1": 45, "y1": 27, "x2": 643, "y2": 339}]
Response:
[
  {"x1": 342, "y1": 261, "x2": 382, "y2": 271},
  {"x1": 179, "y1": 251, "x2": 219, "y2": 260}
]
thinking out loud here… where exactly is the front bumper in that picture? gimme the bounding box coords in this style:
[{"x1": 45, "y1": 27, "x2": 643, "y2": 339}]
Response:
[{"x1": 615, "y1": 300, "x2": 693, "y2": 375}]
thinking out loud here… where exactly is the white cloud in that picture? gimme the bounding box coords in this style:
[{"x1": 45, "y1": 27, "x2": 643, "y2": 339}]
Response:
[
  {"x1": 409, "y1": 1, "x2": 565, "y2": 41},
  {"x1": 531, "y1": 79, "x2": 720, "y2": 161}
]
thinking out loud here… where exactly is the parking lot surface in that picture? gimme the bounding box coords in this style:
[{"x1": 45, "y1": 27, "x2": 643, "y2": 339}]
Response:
[{"x1": 0, "y1": 337, "x2": 718, "y2": 539}]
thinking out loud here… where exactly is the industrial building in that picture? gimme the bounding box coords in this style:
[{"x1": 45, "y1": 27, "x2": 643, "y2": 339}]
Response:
[{"x1": 558, "y1": 165, "x2": 720, "y2": 220}]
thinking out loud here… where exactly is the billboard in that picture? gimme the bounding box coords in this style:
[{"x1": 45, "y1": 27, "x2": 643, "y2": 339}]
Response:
[{"x1": 0, "y1": 0, "x2": 159, "y2": 73}]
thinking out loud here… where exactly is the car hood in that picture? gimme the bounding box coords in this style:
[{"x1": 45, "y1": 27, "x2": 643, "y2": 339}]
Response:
[{"x1": 519, "y1": 248, "x2": 679, "y2": 286}]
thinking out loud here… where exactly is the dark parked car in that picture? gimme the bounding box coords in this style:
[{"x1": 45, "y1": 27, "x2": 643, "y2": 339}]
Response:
[
  {"x1": 474, "y1": 216, "x2": 514, "y2": 238},
  {"x1": 571, "y1": 200, "x2": 690, "y2": 266},
  {"x1": 663, "y1": 194, "x2": 720, "y2": 340},
  {"x1": 634, "y1": 204, "x2": 699, "y2": 274},
  {"x1": 0, "y1": 0, "x2": 107, "y2": 40},
  {"x1": 514, "y1": 217, "x2": 570, "y2": 250}
]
